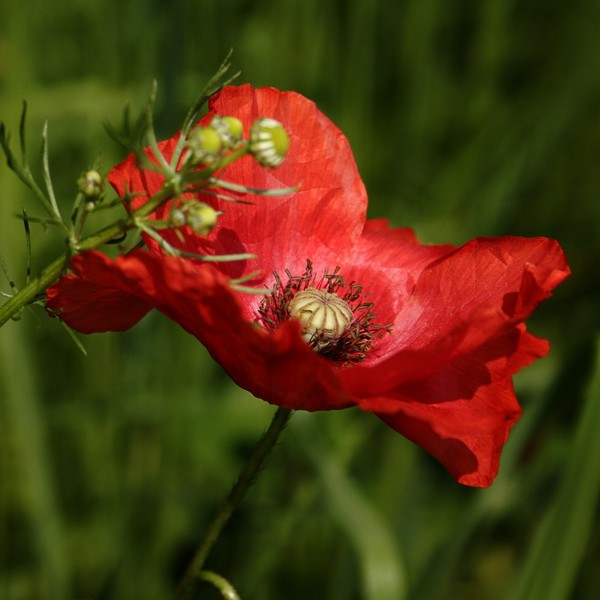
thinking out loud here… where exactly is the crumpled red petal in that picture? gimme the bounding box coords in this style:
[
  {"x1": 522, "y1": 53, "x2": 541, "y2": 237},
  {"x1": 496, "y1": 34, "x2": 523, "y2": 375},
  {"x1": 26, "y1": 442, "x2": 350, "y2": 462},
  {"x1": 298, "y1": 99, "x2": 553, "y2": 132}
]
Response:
[
  {"x1": 339, "y1": 235, "x2": 570, "y2": 394},
  {"x1": 46, "y1": 272, "x2": 151, "y2": 333},
  {"x1": 366, "y1": 324, "x2": 546, "y2": 487}
]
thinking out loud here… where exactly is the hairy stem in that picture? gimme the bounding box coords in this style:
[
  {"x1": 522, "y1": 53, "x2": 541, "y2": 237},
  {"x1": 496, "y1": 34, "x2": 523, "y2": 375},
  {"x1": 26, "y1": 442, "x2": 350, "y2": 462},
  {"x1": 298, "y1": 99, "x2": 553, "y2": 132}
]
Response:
[{"x1": 0, "y1": 185, "x2": 175, "y2": 329}]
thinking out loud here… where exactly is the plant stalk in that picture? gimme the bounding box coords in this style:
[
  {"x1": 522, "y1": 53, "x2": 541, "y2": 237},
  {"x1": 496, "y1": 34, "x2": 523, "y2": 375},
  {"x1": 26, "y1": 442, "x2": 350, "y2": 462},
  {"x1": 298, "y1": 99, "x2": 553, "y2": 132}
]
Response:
[
  {"x1": 173, "y1": 406, "x2": 293, "y2": 599},
  {"x1": 0, "y1": 185, "x2": 175, "y2": 329}
]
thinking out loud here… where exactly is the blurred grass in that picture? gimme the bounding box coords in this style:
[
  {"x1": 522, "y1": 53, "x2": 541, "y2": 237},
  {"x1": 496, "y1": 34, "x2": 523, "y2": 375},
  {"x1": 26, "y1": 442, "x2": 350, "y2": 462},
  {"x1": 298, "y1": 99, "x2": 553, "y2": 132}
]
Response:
[
  {"x1": 1, "y1": 0, "x2": 599, "y2": 599},
  {"x1": 510, "y1": 337, "x2": 600, "y2": 600}
]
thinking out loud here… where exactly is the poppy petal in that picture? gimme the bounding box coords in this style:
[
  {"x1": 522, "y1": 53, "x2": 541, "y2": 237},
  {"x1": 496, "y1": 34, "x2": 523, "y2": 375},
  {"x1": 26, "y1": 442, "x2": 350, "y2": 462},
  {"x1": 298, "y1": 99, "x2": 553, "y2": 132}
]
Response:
[
  {"x1": 366, "y1": 326, "x2": 545, "y2": 486},
  {"x1": 46, "y1": 272, "x2": 151, "y2": 333},
  {"x1": 340, "y1": 236, "x2": 570, "y2": 393}
]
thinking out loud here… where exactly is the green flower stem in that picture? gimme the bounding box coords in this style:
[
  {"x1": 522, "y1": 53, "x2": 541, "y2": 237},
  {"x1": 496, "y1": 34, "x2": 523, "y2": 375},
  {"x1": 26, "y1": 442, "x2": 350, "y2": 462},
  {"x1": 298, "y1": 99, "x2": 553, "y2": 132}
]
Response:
[
  {"x1": 0, "y1": 186, "x2": 175, "y2": 329},
  {"x1": 0, "y1": 253, "x2": 69, "y2": 328},
  {"x1": 173, "y1": 406, "x2": 293, "y2": 599}
]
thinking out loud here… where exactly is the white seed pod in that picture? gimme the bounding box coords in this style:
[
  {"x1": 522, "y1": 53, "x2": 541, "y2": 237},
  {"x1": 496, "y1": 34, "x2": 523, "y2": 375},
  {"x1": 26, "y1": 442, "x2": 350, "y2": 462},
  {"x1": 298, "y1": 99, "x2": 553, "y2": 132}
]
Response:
[{"x1": 288, "y1": 287, "x2": 354, "y2": 349}]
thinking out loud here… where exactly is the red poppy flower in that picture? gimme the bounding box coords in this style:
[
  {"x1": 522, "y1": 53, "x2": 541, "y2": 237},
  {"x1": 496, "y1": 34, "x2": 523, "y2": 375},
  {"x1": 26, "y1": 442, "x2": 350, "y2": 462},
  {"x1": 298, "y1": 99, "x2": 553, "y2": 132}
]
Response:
[{"x1": 46, "y1": 84, "x2": 570, "y2": 487}]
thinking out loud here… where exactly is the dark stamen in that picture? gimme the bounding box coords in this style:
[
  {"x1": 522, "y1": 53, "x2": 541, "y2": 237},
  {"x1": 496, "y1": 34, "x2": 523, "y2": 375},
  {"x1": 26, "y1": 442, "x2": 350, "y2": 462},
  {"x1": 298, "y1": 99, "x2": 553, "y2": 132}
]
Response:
[{"x1": 257, "y1": 260, "x2": 392, "y2": 366}]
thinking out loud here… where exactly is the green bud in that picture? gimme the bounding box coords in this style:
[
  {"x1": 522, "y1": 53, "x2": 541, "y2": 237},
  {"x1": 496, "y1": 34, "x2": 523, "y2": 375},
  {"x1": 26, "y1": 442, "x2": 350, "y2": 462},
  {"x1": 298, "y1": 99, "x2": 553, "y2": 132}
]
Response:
[
  {"x1": 187, "y1": 126, "x2": 223, "y2": 165},
  {"x1": 210, "y1": 115, "x2": 244, "y2": 149},
  {"x1": 185, "y1": 202, "x2": 219, "y2": 235},
  {"x1": 77, "y1": 170, "x2": 103, "y2": 198},
  {"x1": 169, "y1": 207, "x2": 187, "y2": 228},
  {"x1": 168, "y1": 201, "x2": 218, "y2": 235},
  {"x1": 249, "y1": 118, "x2": 290, "y2": 168}
]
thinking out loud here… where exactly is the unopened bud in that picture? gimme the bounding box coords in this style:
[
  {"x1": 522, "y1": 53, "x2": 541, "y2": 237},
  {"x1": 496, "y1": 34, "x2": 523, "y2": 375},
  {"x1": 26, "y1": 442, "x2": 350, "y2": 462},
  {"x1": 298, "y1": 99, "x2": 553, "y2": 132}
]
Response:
[
  {"x1": 169, "y1": 202, "x2": 219, "y2": 236},
  {"x1": 77, "y1": 170, "x2": 103, "y2": 198},
  {"x1": 169, "y1": 207, "x2": 187, "y2": 228},
  {"x1": 187, "y1": 202, "x2": 219, "y2": 235},
  {"x1": 187, "y1": 126, "x2": 223, "y2": 165},
  {"x1": 210, "y1": 115, "x2": 243, "y2": 149},
  {"x1": 249, "y1": 118, "x2": 290, "y2": 168}
]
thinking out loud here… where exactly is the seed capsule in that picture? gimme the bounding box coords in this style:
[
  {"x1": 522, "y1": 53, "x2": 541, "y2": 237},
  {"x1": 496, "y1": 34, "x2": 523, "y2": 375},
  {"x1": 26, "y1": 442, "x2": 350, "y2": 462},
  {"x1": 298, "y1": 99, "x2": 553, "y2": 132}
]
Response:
[{"x1": 287, "y1": 287, "x2": 354, "y2": 350}]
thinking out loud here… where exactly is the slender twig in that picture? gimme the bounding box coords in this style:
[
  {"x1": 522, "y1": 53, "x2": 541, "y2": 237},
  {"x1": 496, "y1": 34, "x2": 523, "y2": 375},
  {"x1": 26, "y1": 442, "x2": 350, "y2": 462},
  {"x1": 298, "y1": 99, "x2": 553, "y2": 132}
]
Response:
[
  {"x1": 199, "y1": 570, "x2": 241, "y2": 600},
  {"x1": 173, "y1": 406, "x2": 293, "y2": 599}
]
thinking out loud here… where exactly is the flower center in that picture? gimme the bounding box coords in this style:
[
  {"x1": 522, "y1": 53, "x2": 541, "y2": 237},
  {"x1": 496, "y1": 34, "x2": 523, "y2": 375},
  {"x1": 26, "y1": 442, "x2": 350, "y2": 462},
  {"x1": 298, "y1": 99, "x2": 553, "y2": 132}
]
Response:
[
  {"x1": 287, "y1": 287, "x2": 354, "y2": 350},
  {"x1": 257, "y1": 260, "x2": 392, "y2": 365}
]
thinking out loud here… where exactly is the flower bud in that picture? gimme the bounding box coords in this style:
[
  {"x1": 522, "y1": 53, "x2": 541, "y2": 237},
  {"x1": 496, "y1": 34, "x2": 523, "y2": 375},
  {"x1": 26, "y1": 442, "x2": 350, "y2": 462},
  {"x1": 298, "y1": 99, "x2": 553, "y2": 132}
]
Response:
[
  {"x1": 77, "y1": 170, "x2": 103, "y2": 198},
  {"x1": 210, "y1": 115, "x2": 243, "y2": 149},
  {"x1": 168, "y1": 201, "x2": 219, "y2": 235},
  {"x1": 187, "y1": 126, "x2": 223, "y2": 165},
  {"x1": 185, "y1": 202, "x2": 219, "y2": 235},
  {"x1": 168, "y1": 207, "x2": 187, "y2": 228},
  {"x1": 249, "y1": 118, "x2": 290, "y2": 168}
]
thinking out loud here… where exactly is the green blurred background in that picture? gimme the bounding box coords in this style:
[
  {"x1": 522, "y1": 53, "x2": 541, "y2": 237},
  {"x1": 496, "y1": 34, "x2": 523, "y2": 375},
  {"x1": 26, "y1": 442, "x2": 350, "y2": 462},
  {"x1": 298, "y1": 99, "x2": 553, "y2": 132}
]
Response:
[{"x1": 1, "y1": 1, "x2": 599, "y2": 599}]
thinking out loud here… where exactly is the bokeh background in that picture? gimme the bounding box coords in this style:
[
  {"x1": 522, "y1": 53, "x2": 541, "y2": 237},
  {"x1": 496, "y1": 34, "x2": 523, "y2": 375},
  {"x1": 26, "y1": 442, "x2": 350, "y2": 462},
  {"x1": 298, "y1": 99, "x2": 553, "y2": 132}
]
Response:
[{"x1": 1, "y1": 1, "x2": 599, "y2": 599}]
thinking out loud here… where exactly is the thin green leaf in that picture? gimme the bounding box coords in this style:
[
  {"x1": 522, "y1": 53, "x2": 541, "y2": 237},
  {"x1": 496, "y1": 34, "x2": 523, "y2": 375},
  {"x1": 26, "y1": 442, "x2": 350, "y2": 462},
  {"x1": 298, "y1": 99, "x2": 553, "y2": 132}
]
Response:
[
  {"x1": 104, "y1": 83, "x2": 159, "y2": 157},
  {"x1": 171, "y1": 50, "x2": 240, "y2": 168},
  {"x1": 209, "y1": 177, "x2": 299, "y2": 197},
  {"x1": 229, "y1": 270, "x2": 262, "y2": 285},
  {"x1": 19, "y1": 99, "x2": 28, "y2": 166},
  {"x1": 40, "y1": 121, "x2": 62, "y2": 221},
  {"x1": 14, "y1": 213, "x2": 60, "y2": 228},
  {"x1": 58, "y1": 321, "x2": 88, "y2": 356},
  {"x1": 230, "y1": 284, "x2": 266, "y2": 295},
  {"x1": 1, "y1": 114, "x2": 68, "y2": 229},
  {"x1": 182, "y1": 49, "x2": 236, "y2": 135},
  {"x1": 103, "y1": 103, "x2": 132, "y2": 149},
  {"x1": 187, "y1": 188, "x2": 254, "y2": 205},
  {"x1": 22, "y1": 209, "x2": 32, "y2": 284},
  {"x1": 184, "y1": 251, "x2": 256, "y2": 262},
  {"x1": 144, "y1": 81, "x2": 173, "y2": 174},
  {"x1": 0, "y1": 121, "x2": 19, "y2": 173},
  {"x1": 0, "y1": 252, "x2": 18, "y2": 295}
]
